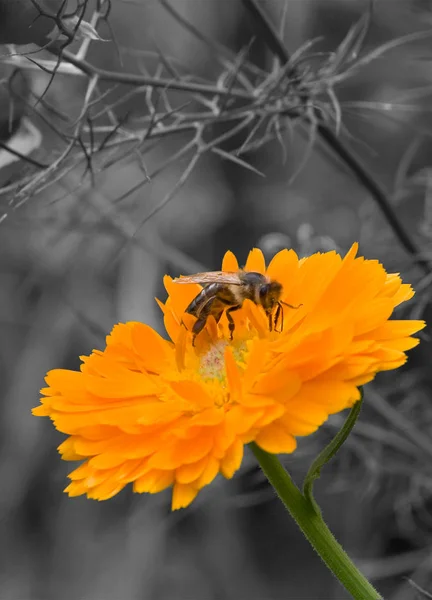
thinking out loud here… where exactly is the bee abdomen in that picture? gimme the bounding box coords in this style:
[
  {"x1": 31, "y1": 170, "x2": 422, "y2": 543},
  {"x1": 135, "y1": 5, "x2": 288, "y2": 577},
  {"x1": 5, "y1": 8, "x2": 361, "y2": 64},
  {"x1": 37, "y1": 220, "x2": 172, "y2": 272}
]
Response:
[
  {"x1": 185, "y1": 289, "x2": 208, "y2": 317},
  {"x1": 185, "y1": 283, "x2": 239, "y2": 318},
  {"x1": 185, "y1": 284, "x2": 223, "y2": 317}
]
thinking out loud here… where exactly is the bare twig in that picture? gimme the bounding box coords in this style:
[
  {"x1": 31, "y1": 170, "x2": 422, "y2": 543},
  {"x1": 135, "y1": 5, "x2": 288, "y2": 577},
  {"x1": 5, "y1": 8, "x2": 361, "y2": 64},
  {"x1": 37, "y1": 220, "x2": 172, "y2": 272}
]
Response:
[
  {"x1": 1, "y1": 0, "x2": 430, "y2": 284},
  {"x1": 53, "y1": 48, "x2": 251, "y2": 99},
  {"x1": 241, "y1": 0, "x2": 431, "y2": 275},
  {"x1": 0, "y1": 140, "x2": 47, "y2": 169}
]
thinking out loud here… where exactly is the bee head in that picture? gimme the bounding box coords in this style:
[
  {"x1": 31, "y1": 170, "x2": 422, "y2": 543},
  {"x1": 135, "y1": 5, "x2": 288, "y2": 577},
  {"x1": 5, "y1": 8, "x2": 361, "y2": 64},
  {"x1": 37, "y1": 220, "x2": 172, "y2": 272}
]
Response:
[{"x1": 258, "y1": 280, "x2": 283, "y2": 312}]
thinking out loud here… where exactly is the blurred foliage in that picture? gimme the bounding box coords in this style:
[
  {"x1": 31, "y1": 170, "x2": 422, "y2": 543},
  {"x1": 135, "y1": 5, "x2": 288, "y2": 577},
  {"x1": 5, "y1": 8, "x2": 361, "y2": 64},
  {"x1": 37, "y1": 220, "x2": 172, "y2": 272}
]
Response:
[{"x1": 0, "y1": 0, "x2": 432, "y2": 599}]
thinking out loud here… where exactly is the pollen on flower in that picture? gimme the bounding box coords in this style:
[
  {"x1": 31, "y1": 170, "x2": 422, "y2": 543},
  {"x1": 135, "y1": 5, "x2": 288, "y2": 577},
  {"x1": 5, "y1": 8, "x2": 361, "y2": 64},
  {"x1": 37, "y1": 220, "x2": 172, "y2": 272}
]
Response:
[
  {"x1": 198, "y1": 340, "x2": 228, "y2": 381},
  {"x1": 33, "y1": 243, "x2": 426, "y2": 510}
]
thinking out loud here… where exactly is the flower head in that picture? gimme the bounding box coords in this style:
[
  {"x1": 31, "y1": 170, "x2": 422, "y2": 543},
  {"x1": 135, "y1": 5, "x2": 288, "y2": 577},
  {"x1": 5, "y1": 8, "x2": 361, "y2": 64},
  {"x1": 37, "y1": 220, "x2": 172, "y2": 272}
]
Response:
[{"x1": 33, "y1": 244, "x2": 425, "y2": 509}]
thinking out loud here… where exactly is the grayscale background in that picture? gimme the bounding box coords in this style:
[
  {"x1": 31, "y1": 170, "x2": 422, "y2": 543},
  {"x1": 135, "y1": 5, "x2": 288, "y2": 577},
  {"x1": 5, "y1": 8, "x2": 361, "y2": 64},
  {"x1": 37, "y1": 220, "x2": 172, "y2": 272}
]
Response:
[{"x1": 0, "y1": 1, "x2": 431, "y2": 599}]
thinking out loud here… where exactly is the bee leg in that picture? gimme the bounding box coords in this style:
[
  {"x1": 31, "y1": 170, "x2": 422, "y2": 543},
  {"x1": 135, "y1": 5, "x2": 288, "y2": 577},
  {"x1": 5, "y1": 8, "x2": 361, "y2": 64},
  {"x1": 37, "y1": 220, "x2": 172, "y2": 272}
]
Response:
[
  {"x1": 267, "y1": 312, "x2": 273, "y2": 332},
  {"x1": 226, "y1": 305, "x2": 241, "y2": 340},
  {"x1": 274, "y1": 303, "x2": 283, "y2": 332},
  {"x1": 191, "y1": 318, "x2": 207, "y2": 346}
]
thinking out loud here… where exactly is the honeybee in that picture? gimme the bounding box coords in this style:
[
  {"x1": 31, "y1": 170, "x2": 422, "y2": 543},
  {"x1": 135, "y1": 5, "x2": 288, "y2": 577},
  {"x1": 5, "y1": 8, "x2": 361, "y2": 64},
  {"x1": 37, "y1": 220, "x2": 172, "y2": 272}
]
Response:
[{"x1": 173, "y1": 270, "x2": 300, "y2": 344}]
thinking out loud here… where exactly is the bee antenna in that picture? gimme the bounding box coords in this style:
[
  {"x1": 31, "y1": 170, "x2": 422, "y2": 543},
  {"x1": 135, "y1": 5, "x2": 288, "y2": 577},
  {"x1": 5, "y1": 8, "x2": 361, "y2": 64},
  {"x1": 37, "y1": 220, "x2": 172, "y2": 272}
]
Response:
[{"x1": 281, "y1": 301, "x2": 303, "y2": 309}]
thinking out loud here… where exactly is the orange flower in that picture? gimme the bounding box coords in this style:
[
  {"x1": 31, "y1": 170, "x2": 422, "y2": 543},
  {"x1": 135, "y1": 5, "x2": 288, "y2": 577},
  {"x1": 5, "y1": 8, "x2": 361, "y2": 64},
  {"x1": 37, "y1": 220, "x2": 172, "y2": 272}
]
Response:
[{"x1": 33, "y1": 244, "x2": 425, "y2": 509}]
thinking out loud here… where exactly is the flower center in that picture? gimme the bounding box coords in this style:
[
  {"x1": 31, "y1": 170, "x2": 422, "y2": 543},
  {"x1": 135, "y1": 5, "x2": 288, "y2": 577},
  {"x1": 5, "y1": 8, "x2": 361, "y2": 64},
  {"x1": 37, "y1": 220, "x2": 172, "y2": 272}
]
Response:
[
  {"x1": 198, "y1": 340, "x2": 228, "y2": 382},
  {"x1": 197, "y1": 340, "x2": 248, "y2": 408}
]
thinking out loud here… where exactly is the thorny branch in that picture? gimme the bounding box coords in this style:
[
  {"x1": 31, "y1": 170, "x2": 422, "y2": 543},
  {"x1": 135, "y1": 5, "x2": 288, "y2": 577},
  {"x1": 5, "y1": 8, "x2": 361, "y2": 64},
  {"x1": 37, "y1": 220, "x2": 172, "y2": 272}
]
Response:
[
  {"x1": 0, "y1": 0, "x2": 431, "y2": 276},
  {"x1": 241, "y1": 0, "x2": 432, "y2": 276}
]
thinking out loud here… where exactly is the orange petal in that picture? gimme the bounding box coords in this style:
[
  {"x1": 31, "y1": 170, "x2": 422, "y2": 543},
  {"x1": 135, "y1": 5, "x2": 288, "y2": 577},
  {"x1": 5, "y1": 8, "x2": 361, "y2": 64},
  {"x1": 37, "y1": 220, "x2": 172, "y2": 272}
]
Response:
[
  {"x1": 243, "y1": 340, "x2": 269, "y2": 388},
  {"x1": 220, "y1": 439, "x2": 244, "y2": 478},
  {"x1": 294, "y1": 251, "x2": 341, "y2": 309},
  {"x1": 353, "y1": 299, "x2": 396, "y2": 336},
  {"x1": 86, "y1": 479, "x2": 128, "y2": 500},
  {"x1": 189, "y1": 407, "x2": 224, "y2": 427},
  {"x1": 84, "y1": 371, "x2": 159, "y2": 398},
  {"x1": 196, "y1": 456, "x2": 220, "y2": 487},
  {"x1": 372, "y1": 347, "x2": 407, "y2": 365},
  {"x1": 224, "y1": 347, "x2": 242, "y2": 399},
  {"x1": 266, "y1": 248, "x2": 299, "y2": 297},
  {"x1": 172, "y1": 483, "x2": 199, "y2": 509},
  {"x1": 81, "y1": 353, "x2": 133, "y2": 380},
  {"x1": 44, "y1": 369, "x2": 86, "y2": 394},
  {"x1": 393, "y1": 283, "x2": 414, "y2": 306},
  {"x1": 58, "y1": 437, "x2": 87, "y2": 460},
  {"x1": 136, "y1": 403, "x2": 186, "y2": 425},
  {"x1": 89, "y1": 453, "x2": 127, "y2": 469},
  {"x1": 276, "y1": 412, "x2": 322, "y2": 436},
  {"x1": 169, "y1": 380, "x2": 213, "y2": 408},
  {"x1": 225, "y1": 405, "x2": 263, "y2": 436},
  {"x1": 242, "y1": 300, "x2": 268, "y2": 338},
  {"x1": 222, "y1": 250, "x2": 239, "y2": 272},
  {"x1": 343, "y1": 242, "x2": 359, "y2": 262},
  {"x1": 104, "y1": 321, "x2": 136, "y2": 346},
  {"x1": 287, "y1": 380, "x2": 361, "y2": 415},
  {"x1": 93, "y1": 429, "x2": 170, "y2": 459},
  {"x1": 380, "y1": 337, "x2": 420, "y2": 352},
  {"x1": 64, "y1": 481, "x2": 87, "y2": 497},
  {"x1": 255, "y1": 422, "x2": 297, "y2": 453},
  {"x1": 254, "y1": 367, "x2": 301, "y2": 397},
  {"x1": 32, "y1": 404, "x2": 51, "y2": 416},
  {"x1": 134, "y1": 469, "x2": 174, "y2": 493},
  {"x1": 163, "y1": 307, "x2": 183, "y2": 344},
  {"x1": 176, "y1": 456, "x2": 209, "y2": 484},
  {"x1": 357, "y1": 320, "x2": 426, "y2": 340},
  {"x1": 252, "y1": 403, "x2": 285, "y2": 428},
  {"x1": 68, "y1": 462, "x2": 93, "y2": 481},
  {"x1": 147, "y1": 434, "x2": 213, "y2": 469},
  {"x1": 325, "y1": 355, "x2": 379, "y2": 382},
  {"x1": 376, "y1": 357, "x2": 407, "y2": 371},
  {"x1": 131, "y1": 323, "x2": 172, "y2": 373},
  {"x1": 380, "y1": 273, "x2": 402, "y2": 298},
  {"x1": 244, "y1": 248, "x2": 266, "y2": 273},
  {"x1": 240, "y1": 394, "x2": 276, "y2": 407},
  {"x1": 175, "y1": 323, "x2": 191, "y2": 371}
]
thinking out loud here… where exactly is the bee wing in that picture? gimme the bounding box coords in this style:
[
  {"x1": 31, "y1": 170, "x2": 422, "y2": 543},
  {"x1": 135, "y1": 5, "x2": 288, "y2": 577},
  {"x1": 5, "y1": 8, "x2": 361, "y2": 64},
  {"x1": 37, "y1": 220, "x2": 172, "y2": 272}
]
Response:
[{"x1": 173, "y1": 271, "x2": 243, "y2": 285}]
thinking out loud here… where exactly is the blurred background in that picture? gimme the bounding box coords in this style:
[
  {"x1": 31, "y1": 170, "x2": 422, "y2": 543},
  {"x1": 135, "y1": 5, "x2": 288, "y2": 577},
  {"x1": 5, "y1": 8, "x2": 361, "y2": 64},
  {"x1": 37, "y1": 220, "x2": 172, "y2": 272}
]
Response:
[{"x1": 1, "y1": 0, "x2": 432, "y2": 598}]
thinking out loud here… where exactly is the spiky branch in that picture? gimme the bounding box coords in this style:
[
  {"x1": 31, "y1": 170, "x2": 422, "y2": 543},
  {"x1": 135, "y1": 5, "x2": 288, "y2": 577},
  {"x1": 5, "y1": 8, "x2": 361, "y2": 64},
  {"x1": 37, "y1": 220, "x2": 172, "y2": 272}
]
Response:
[{"x1": 0, "y1": 0, "x2": 430, "y2": 275}]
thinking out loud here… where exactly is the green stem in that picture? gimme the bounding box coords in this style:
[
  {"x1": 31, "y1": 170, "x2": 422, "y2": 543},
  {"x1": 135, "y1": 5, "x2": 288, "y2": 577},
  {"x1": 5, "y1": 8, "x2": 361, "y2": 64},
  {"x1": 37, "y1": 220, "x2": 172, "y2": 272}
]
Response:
[
  {"x1": 250, "y1": 443, "x2": 382, "y2": 600},
  {"x1": 303, "y1": 396, "x2": 363, "y2": 511}
]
